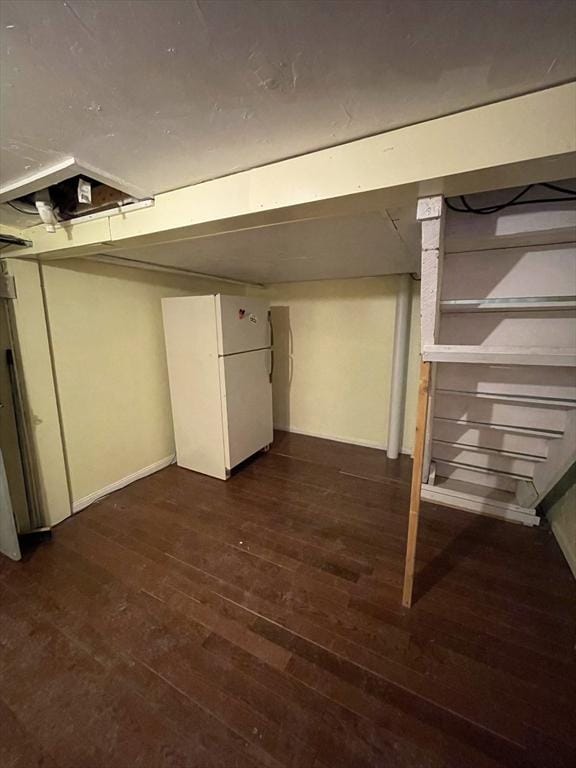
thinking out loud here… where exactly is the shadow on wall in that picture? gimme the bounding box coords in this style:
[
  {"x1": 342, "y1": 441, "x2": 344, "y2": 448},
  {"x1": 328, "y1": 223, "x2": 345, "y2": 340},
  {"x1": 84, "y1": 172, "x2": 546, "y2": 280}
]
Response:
[{"x1": 270, "y1": 306, "x2": 292, "y2": 430}]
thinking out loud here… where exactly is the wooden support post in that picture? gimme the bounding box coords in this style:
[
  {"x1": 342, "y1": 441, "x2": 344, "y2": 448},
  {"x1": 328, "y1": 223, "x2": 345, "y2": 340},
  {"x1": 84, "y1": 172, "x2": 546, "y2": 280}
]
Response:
[{"x1": 402, "y1": 360, "x2": 431, "y2": 608}]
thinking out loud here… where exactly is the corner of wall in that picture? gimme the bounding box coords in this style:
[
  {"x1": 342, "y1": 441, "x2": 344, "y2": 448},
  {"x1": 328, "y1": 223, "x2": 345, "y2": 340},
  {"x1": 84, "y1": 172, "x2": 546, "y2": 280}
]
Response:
[{"x1": 548, "y1": 481, "x2": 576, "y2": 580}]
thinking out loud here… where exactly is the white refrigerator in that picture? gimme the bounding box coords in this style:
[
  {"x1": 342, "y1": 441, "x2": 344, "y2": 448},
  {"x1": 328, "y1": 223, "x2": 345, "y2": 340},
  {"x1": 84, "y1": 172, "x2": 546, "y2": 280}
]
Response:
[{"x1": 161, "y1": 294, "x2": 273, "y2": 480}]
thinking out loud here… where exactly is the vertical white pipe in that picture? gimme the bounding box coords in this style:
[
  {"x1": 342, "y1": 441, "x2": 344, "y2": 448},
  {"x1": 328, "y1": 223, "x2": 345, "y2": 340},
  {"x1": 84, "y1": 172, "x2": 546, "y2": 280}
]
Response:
[{"x1": 387, "y1": 274, "x2": 412, "y2": 459}]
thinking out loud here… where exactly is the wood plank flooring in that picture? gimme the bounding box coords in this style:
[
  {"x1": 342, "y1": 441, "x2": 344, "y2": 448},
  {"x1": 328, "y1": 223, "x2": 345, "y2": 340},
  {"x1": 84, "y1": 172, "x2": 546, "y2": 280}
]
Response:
[{"x1": 1, "y1": 430, "x2": 575, "y2": 768}]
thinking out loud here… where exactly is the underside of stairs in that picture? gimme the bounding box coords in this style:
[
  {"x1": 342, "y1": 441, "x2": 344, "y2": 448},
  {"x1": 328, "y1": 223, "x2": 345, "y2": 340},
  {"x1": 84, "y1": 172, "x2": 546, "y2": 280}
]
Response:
[{"x1": 417, "y1": 183, "x2": 576, "y2": 526}]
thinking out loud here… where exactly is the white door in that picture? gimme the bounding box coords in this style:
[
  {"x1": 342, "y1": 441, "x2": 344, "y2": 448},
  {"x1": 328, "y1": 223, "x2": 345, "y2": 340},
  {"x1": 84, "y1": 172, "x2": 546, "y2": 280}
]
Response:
[
  {"x1": 216, "y1": 295, "x2": 271, "y2": 355},
  {"x1": 0, "y1": 448, "x2": 20, "y2": 560},
  {"x1": 220, "y1": 349, "x2": 273, "y2": 470},
  {"x1": 0, "y1": 300, "x2": 29, "y2": 534}
]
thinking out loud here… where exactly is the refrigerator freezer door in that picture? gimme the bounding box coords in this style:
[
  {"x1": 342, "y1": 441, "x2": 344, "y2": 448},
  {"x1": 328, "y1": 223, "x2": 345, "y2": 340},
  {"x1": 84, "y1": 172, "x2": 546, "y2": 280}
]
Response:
[
  {"x1": 219, "y1": 349, "x2": 273, "y2": 470},
  {"x1": 216, "y1": 295, "x2": 271, "y2": 355}
]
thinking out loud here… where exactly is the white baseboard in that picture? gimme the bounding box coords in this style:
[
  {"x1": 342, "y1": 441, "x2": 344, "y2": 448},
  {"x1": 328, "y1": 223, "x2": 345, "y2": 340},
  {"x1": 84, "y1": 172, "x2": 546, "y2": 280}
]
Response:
[
  {"x1": 274, "y1": 425, "x2": 412, "y2": 456},
  {"x1": 551, "y1": 519, "x2": 576, "y2": 580},
  {"x1": 72, "y1": 455, "x2": 175, "y2": 513}
]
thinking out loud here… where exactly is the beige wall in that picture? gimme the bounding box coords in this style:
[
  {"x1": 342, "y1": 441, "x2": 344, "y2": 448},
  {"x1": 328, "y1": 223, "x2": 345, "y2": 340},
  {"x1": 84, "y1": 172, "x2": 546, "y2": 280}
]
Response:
[
  {"x1": 6, "y1": 259, "x2": 418, "y2": 523},
  {"x1": 39, "y1": 259, "x2": 243, "y2": 508},
  {"x1": 255, "y1": 276, "x2": 420, "y2": 453},
  {"x1": 548, "y1": 481, "x2": 576, "y2": 580}
]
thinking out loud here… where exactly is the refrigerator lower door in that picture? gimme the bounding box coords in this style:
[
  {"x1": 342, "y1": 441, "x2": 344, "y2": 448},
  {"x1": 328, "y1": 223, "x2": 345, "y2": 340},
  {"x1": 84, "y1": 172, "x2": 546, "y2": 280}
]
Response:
[{"x1": 219, "y1": 349, "x2": 273, "y2": 470}]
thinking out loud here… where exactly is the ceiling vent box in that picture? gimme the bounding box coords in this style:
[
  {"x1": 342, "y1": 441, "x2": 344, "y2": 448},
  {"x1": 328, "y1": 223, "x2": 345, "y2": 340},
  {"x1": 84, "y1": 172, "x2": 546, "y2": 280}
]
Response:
[{"x1": 0, "y1": 158, "x2": 153, "y2": 232}]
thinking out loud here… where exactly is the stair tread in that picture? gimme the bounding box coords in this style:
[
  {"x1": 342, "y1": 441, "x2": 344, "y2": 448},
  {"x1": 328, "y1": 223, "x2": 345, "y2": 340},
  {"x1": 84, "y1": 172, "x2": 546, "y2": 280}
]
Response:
[
  {"x1": 433, "y1": 416, "x2": 563, "y2": 438},
  {"x1": 440, "y1": 296, "x2": 576, "y2": 313},
  {"x1": 435, "y1": 388, "x2": 576, "y2": 408},
  {"x1": 435, "y1": 457, "x2": 531, "y2": 480},
  {"x1": 423, "y1": 344, "x2": 576, "y2": 366},
  {"x1": 431, "y1": 438, "x2": 546, "y2": 461}
]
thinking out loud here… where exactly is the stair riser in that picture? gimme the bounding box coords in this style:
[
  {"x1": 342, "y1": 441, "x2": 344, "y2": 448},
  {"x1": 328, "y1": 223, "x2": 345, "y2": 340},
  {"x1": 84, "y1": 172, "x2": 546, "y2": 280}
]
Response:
[
  {"x1": 439, "y1": 310, "x2": 576, "y2": 349},
  {"x1": 434, "y1": 462, "x2": 518, "y2": 492},
  {"x1": 431, "y1": 444, "x2": 538, "y2": 478},
  {"x1": 441, "y1": 244, "x2": 576, "y2": 302},
  {"x1": 432, "y1": 419, "x2": 550, "y2": 457},
  {"x1": 436, "y1": 361, "x2": 576, "y2": 401},
  {"x1": 434, "y1": 394, "x2": 568, "y2": 432},
  {"x1": 444, "y1": 206, "x2": 576, "y2": 253}
]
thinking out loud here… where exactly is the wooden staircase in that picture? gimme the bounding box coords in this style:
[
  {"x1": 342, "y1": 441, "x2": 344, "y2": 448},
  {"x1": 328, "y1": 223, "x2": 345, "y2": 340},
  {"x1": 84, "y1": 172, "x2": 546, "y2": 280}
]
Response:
[{"x1": 416, "y1": 183, "x2": 576, "y2": 526}]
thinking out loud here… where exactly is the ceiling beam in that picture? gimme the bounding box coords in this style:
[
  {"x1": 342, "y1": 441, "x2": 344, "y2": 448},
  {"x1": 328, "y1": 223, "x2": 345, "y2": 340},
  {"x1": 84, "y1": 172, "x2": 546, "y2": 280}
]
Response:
[
  {"x1": 90, "y1": 254, "x2": 264, "y2": 287},
  {"x1": 4, "y1": 83, "x2": 576, "y2": 261},
  {"x1": 0, "y1": 222, "x2": 26, "y2": 240}
]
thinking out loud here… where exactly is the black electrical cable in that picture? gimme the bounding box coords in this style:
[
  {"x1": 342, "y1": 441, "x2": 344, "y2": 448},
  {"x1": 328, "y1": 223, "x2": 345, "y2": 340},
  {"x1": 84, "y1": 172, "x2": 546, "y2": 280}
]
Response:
[
  {"x1": 446, "y1": 182, "x2": 576, "y2": 215},
  {"x1": 541, "y1": 181, "x2": 576, "y2": 196},
  {"x1": 460, "y1": 185, "x2": 535, "y2": 214},
  {"x1": 445, "y1": 195, "x2": 576, "y2": 214},
  {"x1": 7, "y1": 201, "x2": 39, "y2": 216},
  {"x1": 445, "y1": 192, "x2": 523, "y2": 214}
]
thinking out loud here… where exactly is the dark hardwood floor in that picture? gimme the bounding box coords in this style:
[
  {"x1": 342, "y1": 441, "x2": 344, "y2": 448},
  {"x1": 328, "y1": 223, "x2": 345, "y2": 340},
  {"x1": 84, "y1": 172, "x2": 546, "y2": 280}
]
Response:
[{"x1": 1, "y1": 430, "x2": 575, "y2": 768}]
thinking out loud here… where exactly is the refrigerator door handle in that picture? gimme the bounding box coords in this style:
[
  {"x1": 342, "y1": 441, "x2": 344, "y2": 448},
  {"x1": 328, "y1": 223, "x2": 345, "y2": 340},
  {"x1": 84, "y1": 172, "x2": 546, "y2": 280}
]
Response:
[{"x1": 268, "y1": 312, "x2": 274, "y2": 383}]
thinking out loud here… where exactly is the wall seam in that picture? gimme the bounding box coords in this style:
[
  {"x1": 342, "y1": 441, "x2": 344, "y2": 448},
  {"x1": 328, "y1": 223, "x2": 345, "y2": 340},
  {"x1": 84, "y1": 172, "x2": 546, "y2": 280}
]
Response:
[{"x1": 37, "y1": 261, "x2": 74, "y2": 514}]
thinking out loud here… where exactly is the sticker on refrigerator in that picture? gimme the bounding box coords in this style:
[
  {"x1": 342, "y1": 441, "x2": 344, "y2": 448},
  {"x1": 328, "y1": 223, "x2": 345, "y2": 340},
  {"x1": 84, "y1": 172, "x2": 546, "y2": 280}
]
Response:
[
  {"x1": 238, "y1": 309, "x2": 246, "y2": 319},
  {"x1": 249, "y1": 313, "x2": 258, "y2": 324}
]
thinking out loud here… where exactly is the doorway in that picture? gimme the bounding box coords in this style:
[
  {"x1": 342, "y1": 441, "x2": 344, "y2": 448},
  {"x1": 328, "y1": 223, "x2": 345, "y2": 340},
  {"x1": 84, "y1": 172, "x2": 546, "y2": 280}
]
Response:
[{"x1": 0, "y1": 294, "x2": 37, "y2": 558}]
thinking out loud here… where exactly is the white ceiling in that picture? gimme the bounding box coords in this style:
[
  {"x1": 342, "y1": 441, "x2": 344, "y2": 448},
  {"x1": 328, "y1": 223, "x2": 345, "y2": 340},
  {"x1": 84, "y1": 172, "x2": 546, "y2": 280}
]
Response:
[
  {"x1": 1, "y1": 0, "x2": 575, "y2": 200},
  {"x1": 1, "y1": 1, "x2": 574, "y2": 284},
  {"x1": 98, "y1": 206, "x2": 420, "y2": 284}
]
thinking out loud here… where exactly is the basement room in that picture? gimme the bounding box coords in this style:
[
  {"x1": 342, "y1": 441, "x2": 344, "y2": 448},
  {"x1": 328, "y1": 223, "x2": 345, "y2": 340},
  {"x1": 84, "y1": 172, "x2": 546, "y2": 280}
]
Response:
[{"x1": 1, "y1": 1, "x2": 575, "y2": 767}]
